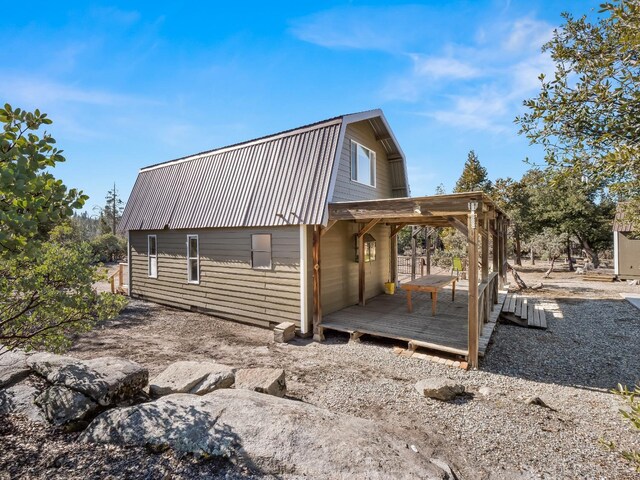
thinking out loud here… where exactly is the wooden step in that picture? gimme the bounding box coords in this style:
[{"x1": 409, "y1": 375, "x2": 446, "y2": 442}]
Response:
[
  {"x1": 583, "y1": 274, "x2": 616, "y2": 282},
  {"x1": 500, "y1": 293, "x2": 547, "y2": 330}
]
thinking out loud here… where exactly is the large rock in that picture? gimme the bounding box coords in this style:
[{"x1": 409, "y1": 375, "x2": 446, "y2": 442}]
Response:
[
  {"x1": 0, "y1": 348, "x2": 30, "y2": 388},
  {"x1": 27, "y1": 353, "x2": 148, "y2": 406},
  {"x1": 415, "y1": 378, "x2": 465, "y2": 401},
  {"x1": 35, "y1": 385, "x2": 99, "y2": 426},
  {"x1": 81, "y1": 389, "x2": 455, "y2": 479},
  {"x1": 235, "y1": 368, "x2": 286, "y2": 397},
  {"x1": 149, "y1": 361, "x2": 234, "y2": 397},
  {"x1": 0, "y1": 376, "x2": 47, "y2": 423}
]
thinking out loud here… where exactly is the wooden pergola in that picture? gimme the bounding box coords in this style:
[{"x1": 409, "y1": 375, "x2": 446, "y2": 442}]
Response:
[{"x1": 311, "y1": 192, "x2": 509, "y2": 368}]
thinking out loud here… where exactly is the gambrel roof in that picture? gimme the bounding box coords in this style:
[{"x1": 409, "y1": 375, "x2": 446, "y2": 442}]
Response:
[{"x1": 119, "y1": 109, "x2": 409, "y2": 231}]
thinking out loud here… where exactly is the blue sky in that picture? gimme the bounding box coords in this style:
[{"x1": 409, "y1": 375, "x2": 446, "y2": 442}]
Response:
[{"x1": 2, "y1": 0, "x2": 601, "y2": 211}]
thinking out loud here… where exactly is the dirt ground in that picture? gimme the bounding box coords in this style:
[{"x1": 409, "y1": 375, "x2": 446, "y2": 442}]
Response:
[{"x1": 3, "y1": 260, "x2": 639, "y2": 479}]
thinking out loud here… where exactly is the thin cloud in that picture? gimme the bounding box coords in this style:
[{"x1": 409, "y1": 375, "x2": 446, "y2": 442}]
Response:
[
  {"x1": 380, "y1": 15, "x2": 556, "y2": 132},
  {"x1": 429, "y1": 91, "x2": 511, "y2": 133},
  {"x1": 503, "y1": 18, "x2": 554, "y2": 52},
  {"x1": 289, "y1": 5, "x2": 432, "y2": 52},
  {"x1": 411, "y1": 55, "x2": 481, "y2": 80},
  {"x1": 0, "y1": 75, "x2": 158, "y2": 107}
]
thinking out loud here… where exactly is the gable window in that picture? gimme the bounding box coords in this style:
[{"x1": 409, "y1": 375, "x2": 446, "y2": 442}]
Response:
[
  {"x1": 251, "y1": 234, "x2": 272, "y2": 269},
  {"x1": 187, "y1": 235, "x2": 199, "y2": 283},
  {"x1": 350, "y1": 140, "x2": 376, "y2": 187},
  {"x1": 148, "y1": 235, "x2": 157, "y2": 278}
]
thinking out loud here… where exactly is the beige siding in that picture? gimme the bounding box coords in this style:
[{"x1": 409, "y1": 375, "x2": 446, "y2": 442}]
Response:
[
  {"x1": 130, "y1": 227, "x2": 301, "y2": 328},
  {"x1": 331, "y1": 120, "x2": 393, "y2": 202},
  {"x1": 619, "y1": 232, "x2": 640, "y2": 279},
  {"x1": 320, "y1": 221, "x2": 391, "y2": 315}
]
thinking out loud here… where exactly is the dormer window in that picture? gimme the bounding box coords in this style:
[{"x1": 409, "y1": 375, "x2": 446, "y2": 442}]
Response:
[{"x1": 351, "y1": 140, "x2": 376, "y2": 187}]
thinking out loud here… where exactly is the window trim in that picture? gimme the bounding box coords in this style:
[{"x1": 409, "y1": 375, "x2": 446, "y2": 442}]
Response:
[
  {"x1": 251, "y1": 233, "x2": 272, "y2": 270},
  {"x1": 187, "y1": 234, "x2": 200, "y2": 284},
  {"x1": 350, "y1": 140, "x2": 377, "y2": 188},
  {"x1": 147, "y1": 235, "x2": 158, "y2": 278}
]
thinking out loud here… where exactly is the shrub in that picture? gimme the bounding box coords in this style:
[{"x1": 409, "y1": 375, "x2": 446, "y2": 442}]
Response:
[{"x1": 90, "y1": 234, "x2": 127, "y2": 263}]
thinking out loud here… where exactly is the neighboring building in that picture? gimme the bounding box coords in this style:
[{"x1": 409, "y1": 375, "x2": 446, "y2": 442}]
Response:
[
  {"x1": 613, "y1": 203, "x2": 640, "y2": 280},
  {"x1": 119, "y1": 110, "x2": 410, "y2": 335}
]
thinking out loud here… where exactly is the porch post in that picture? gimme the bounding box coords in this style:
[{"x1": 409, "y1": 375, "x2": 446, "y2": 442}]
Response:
[
  {"x1": 497, "y1": 216, "x2": 505, "y2": 287},
  {"x1": 467, "y1": 203, "x2": 479, "y2": 368},
  {"x1": 312, "y1": 225, "x2": 324, "y2": 341},
  {"x1": 359, "y1": 232, "x2": 366, "y2": 305},
  {"x1": 390, "y1": 233, "x2": 398, "y2": 284},
  {"x1": 499, "y1": 217, "x2": 507, "y2": 285},
  {"x1": 502, "y1": 220, "x2": 509, "y2": 284},
  {"x1": 491, "y1": 218, "x2": 499, "y2": 274},
  {"x1": 481, "y1": 215, "x2": 489, "y2": 282},
  {"x1": 425, "y1": 230, "x2": 431, "y2": 276},
  {"x1": 410, "y1": 226, "x2": 417, "y2": 281}
]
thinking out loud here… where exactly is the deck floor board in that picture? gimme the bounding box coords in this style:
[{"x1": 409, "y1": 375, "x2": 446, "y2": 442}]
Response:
[{"x1": 321, "y1": 281, "x2": 506, "y2": 357}]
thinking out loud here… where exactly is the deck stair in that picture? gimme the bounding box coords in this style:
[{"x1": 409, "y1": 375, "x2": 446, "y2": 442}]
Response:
[
  {"x1": 500, "y1": 293, "x2": 547, "y2": 329},
  {"x1": 582, "y1": 274, "x2": 616, "y2": 282}
]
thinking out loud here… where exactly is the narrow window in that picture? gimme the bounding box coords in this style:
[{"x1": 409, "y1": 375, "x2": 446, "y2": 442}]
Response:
[
  {"x1": 350, "y1": 140, "x2": 376, "y2": 187},
  {"x1": 251, "y1": 234, "x2": 272, "y2": 269},
  {"x1": 187, "y1": 235, "x2": 199, "y2": 283},
  {"x1": 148, "y1": 235, "x2": 157, "y2": 278}
]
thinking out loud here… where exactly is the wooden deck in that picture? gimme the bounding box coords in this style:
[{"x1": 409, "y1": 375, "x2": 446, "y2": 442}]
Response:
[{"x1": 321, "y1": 280, "x2": 506, "y2": 358}]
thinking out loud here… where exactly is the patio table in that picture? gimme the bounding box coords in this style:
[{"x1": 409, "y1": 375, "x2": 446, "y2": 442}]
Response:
[{"x1": 400, "y1": 275, "x2": 457, "y2": 316}]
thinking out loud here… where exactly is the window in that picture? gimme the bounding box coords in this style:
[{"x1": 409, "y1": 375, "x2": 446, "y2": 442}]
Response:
[
  {"x1": 187, "y1": 235, "x2": 199, "y2": 283},
  {"x1": 354, "y1": 233, "x2": 376, "y2": 263},
  {"x1": 251, "y1": 234, "x2": 272, "y2": 269},
  {"x1": 148, "y1": 235, "x2": 157, "y2": 278},
  {"x1": 350, "y1": 140, "x2": 376, "y2": 187}
]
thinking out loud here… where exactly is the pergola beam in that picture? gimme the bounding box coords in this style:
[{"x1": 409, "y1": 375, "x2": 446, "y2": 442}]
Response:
[
  {"x1": 320, "y1": 220, "x2": 337, "y2": 237},
  {"x1": 357, "y1": 218, "x2": 381, "y2": 238},
  {"x1": 446, "y1": 216, "x2": 469, "y2": 237},
  {"x1": 389, "y1": 223, "x2": 406, "y2": 238}
]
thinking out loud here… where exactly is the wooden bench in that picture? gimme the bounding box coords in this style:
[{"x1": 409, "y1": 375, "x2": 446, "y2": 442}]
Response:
[{"x1": 400, "y1": 275, "x2": 457, "y2": 316}]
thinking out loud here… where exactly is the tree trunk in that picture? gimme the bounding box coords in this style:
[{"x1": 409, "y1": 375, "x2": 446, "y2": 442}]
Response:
[
  {"x1": 566, "y1": 238, "x2": 574, "y2": 272},
  {"x1": 507, "y1": 263, "x2": 527, "y2": 290},
  {"x1": 530, "y1": 247, "x2": 535, "y2": 265},
  {"x1": 578, "y1": 236, "x2": 600, "y2": 268},
  {"x1": 515, "y1": 231, "x2": 522, "y2": 266},
  {"x1": 543, "y1": 255, "x2": 558, "y2": 278}
]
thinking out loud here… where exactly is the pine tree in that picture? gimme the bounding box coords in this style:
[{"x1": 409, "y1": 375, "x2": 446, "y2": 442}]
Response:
[
  {"x1": 100, "y1": 183, "x2": 124, "y2": 235},
  {"x1": 454, "y1": 150, "x2": 492, "y2": 193},
  {"x1": 434, "y1": 183, "x2": 446, "y2": 195}
]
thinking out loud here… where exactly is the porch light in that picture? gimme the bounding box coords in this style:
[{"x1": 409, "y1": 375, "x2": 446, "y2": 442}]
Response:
[
  {"x1": 354, "y1": 233, "x2": 376, "y2": 263},
  {"x1": 468, "y1": 200, "x2": 478, "y2": 229},
  {"x1": 413, "y1": 204, "x2": 421, "y2": 215}
]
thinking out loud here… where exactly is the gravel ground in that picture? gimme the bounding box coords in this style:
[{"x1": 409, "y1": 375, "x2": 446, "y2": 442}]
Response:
[{"x1": 2, "y1": 261, "x2": 639, "y2": 479}]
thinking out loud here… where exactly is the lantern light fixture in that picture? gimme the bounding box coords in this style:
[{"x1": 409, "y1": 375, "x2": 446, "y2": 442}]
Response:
[{"x1": 468, "y1": 200, "x2": 478, "y2": 229}]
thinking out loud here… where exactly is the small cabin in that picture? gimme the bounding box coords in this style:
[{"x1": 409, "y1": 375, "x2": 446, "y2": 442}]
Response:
[
  {"x1": 613, "y1": 203, "x2": 640, "y2": 280},
  {"x1": 120, "y1": 109, "x2": 509, "y2": 368}
]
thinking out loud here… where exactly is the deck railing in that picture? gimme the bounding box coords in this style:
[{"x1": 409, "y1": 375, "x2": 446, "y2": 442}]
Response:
[
  {"x1": 477, "y1": 272, "x2": 499, "y2": 337},
  {"x1": 109, "y1": 262, "x2": 129, "y2": 295}
]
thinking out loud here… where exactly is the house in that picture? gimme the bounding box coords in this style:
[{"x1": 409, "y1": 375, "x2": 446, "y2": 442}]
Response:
[
  {"x1": 613, "y1": 203, "x2": 640, "y2": 280},
  {"x1": 120, "y1": 109, "x2": 509, "y2": 368},
  {"x1": 120, "y1": 109, "x2": 410, "y2": 331}
]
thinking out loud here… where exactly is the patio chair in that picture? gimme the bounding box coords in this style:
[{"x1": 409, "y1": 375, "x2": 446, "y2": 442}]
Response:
[{"x1": 451, "y1": 257, "x2": 463, "y2": 278}]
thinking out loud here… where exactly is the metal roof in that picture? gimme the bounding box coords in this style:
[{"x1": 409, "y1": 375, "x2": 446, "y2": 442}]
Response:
[{"x1": 120, "y1": 109, "x2": 409, "y2": 231}]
